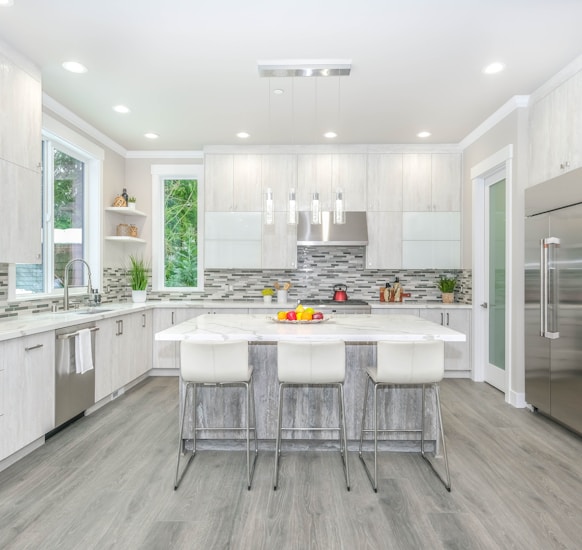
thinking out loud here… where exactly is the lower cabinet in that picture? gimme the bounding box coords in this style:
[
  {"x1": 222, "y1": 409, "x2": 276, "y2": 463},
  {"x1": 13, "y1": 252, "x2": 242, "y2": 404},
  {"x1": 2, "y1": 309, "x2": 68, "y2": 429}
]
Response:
[
  {"x1": 94, "y1": 311, "x2": 153, "y2": 401},
  {"x1": 153, "y1": 308, "x2": 204, "y2": 370},
  {"x1": 418, "y1": 308, "x2": 472, "y2": 373},
  {"x1": 0, "y1": 331, "x2": 55, "y2": 460}
]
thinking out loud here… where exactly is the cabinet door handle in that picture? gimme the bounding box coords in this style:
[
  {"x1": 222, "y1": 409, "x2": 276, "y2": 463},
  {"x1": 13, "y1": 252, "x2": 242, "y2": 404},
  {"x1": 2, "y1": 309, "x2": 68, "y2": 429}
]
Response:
[
  {"x1": 25, "y1": 344, "x2": 44, "y2": 351},
  {"x1": 142, "y1": 313, "x2": 146, "y2": 328},
  {"x1": 446, "y1": 312, "x2": 450, "y2": 326},
  {"x1": 116, "y1": 319, "x2": 124, "y2": 336},
  {"x1": 171, "y1": 311, "x2": 175, "y2": 325},
  {"x1": 440, "y1": 312, "x2": 444, "y2": 325}
]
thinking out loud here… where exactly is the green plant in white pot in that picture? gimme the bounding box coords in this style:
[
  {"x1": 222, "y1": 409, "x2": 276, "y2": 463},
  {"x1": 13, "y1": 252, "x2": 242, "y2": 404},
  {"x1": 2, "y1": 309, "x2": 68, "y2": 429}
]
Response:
[
  {"x1": 128, "y1": 255, "x2": 149, "y2": 303},
  {"x1": 437, "y1": 277, "x2": 456, "y2": 303}
]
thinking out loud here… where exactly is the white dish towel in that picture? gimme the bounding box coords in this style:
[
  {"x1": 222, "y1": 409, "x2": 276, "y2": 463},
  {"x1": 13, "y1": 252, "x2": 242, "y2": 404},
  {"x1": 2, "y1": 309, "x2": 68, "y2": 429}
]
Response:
[{"x1": 75, "y1": 328, "x2": 94, "y2": 374}]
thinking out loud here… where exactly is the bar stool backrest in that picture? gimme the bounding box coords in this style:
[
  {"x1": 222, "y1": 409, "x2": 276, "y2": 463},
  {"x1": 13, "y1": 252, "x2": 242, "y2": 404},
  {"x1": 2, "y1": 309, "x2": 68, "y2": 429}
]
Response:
[
  {"x1": 277, "y1": 340, "x2": 345, "y2": 383},
  {"x1": 376, "y1": 340, "x2": 444, "y2": 384},
  {"x1": 180, "y1": 340, "x2": 249, "y2": 383}
]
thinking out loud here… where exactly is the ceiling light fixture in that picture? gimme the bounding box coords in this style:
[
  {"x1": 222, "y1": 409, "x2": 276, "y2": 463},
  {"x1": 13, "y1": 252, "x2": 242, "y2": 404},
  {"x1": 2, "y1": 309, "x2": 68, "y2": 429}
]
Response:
[
  {"x1": 273, "y1": 89, "x2": 284, "y2": 95},
  {"x1": 62, "y1": 61, "x2": 88, "y2": 74},
  {"x1": 113, "y1": 105, "x2": 130, "y2": 114},
  {"x1": 324, "y1": 131, "x2": 338, "y2": 139},
  {"x1": 257, "y1": 59, "x2": 352, "y2": 78},
  {"x1": 482, "y1": 62, "x2": 506, "y2": 75},
  {"x1": 236, "y1": 132, "x2": 250, "y2": 139},
  {"x1": 144, "y1": 132, "x2": 159, "y2": 139},
  {"x1": 417, "y1": 131, "x2": 431, "y2": 138},
  {"x1": 0, "y1": 0, "x2": 15, "y2": 7}
]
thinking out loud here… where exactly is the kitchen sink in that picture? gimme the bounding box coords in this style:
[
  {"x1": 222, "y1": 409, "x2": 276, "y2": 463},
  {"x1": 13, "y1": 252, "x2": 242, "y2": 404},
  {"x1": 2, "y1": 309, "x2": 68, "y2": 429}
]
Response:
[{"x1": 75, "y1": 308, "x2": 114, "y2": 315}]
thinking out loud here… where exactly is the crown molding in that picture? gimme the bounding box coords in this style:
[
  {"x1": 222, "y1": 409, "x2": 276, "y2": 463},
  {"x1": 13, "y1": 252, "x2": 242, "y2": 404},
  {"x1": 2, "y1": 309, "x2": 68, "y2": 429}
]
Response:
[
  {"x1": 126, "y1": 150, "x2": 204, "y2": 159},
  {"x1": 43, "y1": 94, "x2": 128, "y2": 157},
  {"x1": 459, "y1": 95, "x2": 530, "y2": 150},
  {"x1": 529, "y1": 53, "x2": 582, "y2": 103}
]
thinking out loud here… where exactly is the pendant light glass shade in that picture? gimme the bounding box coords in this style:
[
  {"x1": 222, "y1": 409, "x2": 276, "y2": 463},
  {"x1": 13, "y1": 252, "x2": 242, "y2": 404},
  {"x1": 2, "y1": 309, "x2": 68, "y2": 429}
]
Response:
[
  {"x1": 334, "y1": 188, "x2": 346, "y2": 224},
  {"x1": 264, "y1": 188, "x2": 274, "y2": 225},
  {"x1": 311, "y1": 191, "x2": 321, "y2": 224},
  {"x1": 287, "y1": 188, "x2": 298, "y2": 225}
]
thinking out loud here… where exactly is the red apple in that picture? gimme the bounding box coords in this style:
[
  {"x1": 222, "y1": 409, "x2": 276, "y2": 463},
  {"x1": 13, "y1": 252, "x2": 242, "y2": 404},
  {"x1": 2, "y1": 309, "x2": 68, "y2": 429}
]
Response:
[
  {"x1": 312, "y1": 312, "x2": 324, "y2": 320},
  {"x1": 286, "y1": 311, "x2": 297, "y2": 321}
]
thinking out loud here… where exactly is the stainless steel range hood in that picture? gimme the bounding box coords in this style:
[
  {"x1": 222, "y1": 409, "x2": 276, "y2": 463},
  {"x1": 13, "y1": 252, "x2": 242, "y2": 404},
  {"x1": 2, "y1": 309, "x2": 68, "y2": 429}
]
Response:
[{"x1": 297, "y1": 211, "x2": 368, "y2": 246}]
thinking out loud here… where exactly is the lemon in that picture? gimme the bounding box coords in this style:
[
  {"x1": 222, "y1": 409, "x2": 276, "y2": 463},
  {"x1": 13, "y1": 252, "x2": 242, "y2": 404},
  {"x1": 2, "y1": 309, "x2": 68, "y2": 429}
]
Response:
[
  {"x1": 277, "y1": 311, "x2": 287, "y2": 320},
  {"x1": 296, "y1": 311, "x2": 303, "y2": 320},
  {"x1": 305, "y1": 307, "x2": 314, "y2": 315}
]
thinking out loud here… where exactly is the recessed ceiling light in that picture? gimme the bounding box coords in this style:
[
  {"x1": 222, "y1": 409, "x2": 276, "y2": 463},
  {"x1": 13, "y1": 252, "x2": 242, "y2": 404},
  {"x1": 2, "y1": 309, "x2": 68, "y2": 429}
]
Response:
[
  {"x1": 417, "y1": 131, "x2": 431, "y2": 138},
  {"x1": 482, "y1": 62, "x2": 505, "y2": 75},
  {"x1": 324, "y1": 131, "x2": 337, "y2": 139},
  {"x1": 0, "y1": 0, "x2": 15, "y2": 7},
  {"x1": 62, "y1": 61, "x2": 88, "y2": 74},
  {"x1": 144, "y1": 132, "x2": 159, "y2": 139},
  {"x1": 237, "y1": 132, "x2": 250, "y2": 139},
  {"x1": 113, "y1": 105, "x2": 130, "y2": 114},
  {"x1": 273, "y1": 89, "x2": 284, "y2": 95}
]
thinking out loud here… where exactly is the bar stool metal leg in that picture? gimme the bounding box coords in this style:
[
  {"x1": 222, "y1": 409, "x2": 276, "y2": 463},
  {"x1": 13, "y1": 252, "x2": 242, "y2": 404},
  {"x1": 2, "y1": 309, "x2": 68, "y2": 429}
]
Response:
[
  {"x1": 174, "y1": 382, "x2": 196, "y2": 490},
  {"x1": 359, "y1": 373, "x2": 380, "y2": 492},
  {"x1": 420, "y1": 383, "x2": 451, "y2": 491},
  {"x1": 245, "y1": 378, "x2": 259, "y2": 490},
  {"x1": 273, "y1": 382, "x2": 286, "y2": 490},
  {"x1": 338, "y1": 382, "x2": 350, "y2": 490}
]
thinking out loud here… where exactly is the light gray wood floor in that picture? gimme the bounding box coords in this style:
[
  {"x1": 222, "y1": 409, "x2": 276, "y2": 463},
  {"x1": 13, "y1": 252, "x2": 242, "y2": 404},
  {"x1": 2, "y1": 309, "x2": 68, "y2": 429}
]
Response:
[{"x1": 1, "y1": 377, "x2": 581, "y2": 550}]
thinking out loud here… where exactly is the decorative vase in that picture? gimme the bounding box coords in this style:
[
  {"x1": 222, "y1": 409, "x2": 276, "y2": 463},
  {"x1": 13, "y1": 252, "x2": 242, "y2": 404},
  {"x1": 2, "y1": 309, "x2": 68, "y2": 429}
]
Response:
[
  {"x1": 277, "y1": 290, "x2": 288, "y2": 304},
  {"x1": 132, "y1": 290, "x2": 147, "y2": 303},
  {"x1": 442, "y1": 292, "x2": 454, "y2": 304},
  {"x1": 263, "y1": 295, "x2": 272, "y2": 304},
  {"x1": 128, "y1": 202, "x2": 136, "y2": 210}
]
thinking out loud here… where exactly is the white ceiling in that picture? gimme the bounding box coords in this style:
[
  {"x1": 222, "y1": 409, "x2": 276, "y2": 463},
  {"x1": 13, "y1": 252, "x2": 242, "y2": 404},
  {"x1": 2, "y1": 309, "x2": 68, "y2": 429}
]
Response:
[{"x1": 1, "y1": 0, "x2": 582, "y2": 152}]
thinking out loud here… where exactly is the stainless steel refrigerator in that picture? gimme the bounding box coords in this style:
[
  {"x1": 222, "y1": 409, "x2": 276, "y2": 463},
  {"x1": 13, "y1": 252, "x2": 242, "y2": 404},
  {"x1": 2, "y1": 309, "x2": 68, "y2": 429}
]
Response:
[{"x1": 525, "y1": 173, "x2": 582, "y2": 436}]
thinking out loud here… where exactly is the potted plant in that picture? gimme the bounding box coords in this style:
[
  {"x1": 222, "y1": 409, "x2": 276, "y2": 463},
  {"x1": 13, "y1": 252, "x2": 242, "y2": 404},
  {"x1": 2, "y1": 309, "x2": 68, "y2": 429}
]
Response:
[
  {"x1": 262, "y1": 287, "x2": 274, "y2": 304},
  {"x1": 128, "y1": 255, "x2": 149, "y2": 303},
  {"x1": 437, "y1": 276, "x2": 457, "y2": 303},
  {"x1": 127, "y1": 196, "x2": 137, "y2": 210}
]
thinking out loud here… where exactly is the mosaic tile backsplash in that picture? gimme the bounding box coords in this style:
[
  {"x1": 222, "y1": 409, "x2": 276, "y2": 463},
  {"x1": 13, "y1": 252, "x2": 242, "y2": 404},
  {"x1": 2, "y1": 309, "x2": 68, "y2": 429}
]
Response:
[{"x1": 0, "y1": 248, "x2": 471, "y2": 319}]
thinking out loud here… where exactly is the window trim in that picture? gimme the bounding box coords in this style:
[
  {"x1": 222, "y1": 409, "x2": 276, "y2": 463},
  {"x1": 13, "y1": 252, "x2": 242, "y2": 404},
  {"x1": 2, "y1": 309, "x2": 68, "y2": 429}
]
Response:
[
  {"x1": 151, "y1": 164, "x2": 204, "y2": 292},
  {"x1": 11, "y1": 115, "x2": 103, "y2": 301}
]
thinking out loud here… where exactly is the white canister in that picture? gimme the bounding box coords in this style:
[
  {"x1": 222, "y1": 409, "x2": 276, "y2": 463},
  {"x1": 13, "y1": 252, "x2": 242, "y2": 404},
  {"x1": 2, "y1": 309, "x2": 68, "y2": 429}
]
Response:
[{"x1": 277, "y1": 290, "x2": 288, "y2": 304}]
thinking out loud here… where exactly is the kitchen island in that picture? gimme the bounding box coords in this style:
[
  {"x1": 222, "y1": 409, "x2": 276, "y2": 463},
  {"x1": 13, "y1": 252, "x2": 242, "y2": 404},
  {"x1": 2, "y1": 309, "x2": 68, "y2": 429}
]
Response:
[{"x1": 155, "y1": 313, "x2": 465, "y2": 449}]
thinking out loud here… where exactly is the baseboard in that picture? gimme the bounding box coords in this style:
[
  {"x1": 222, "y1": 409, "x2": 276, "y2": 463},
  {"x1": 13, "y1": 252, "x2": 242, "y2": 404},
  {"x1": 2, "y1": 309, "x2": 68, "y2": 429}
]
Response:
[
  {"x1": 0, "y1": 437, "x2": 44, "y2": 473},
  {"x1": 508, "y1": 390, "x2": 527, "y2": 408},
  {"x1": 149, "y1": 368, "x2": 179, "y2": 377},
  {"x1": 444, "y1": 371, "x2": 471, "y2": 379}
]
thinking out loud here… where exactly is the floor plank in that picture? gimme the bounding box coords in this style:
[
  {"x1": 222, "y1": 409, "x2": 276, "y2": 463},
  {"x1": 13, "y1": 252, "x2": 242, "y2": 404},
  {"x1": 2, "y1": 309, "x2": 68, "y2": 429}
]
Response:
[{"x1": 1, "y1": 377, "x2": 581, "y2": 549}]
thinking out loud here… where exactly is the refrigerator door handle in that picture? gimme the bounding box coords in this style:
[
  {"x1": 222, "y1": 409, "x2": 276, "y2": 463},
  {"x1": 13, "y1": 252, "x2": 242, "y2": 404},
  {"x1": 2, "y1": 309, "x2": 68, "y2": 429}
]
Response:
[{"x1": 542, "y1": 236, "x2": 560, "y2": 339}]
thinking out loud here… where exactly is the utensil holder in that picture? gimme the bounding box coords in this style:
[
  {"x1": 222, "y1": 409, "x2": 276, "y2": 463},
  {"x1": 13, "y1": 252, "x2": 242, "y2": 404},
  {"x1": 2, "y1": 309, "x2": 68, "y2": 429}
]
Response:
[{"x1": 277, "y1": 290, "x2": 288, "y2": 304}]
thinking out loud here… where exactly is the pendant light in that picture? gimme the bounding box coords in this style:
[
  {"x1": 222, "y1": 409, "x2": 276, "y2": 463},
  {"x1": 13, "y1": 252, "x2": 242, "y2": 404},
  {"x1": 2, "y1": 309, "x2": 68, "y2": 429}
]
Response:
[
  {"x1": 334, "y1": 188, "x2": 346, "y2": 224},
  {"x1": 311, "y1": 191, "x2": 321, "y2": 224},
  {"x1": 264, "y1": 187, "x2": 274, "y2": 225},
  {"x1": 287, "y1": 188, "x2": 298, "y2": 225}
]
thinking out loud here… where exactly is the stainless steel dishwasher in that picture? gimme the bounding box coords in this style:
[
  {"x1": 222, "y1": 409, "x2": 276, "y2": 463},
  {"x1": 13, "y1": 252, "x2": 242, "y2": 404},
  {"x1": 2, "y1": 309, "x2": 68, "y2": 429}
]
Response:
[{"x1": 54, "y1": 322, "x2": 98, "y2": 429}]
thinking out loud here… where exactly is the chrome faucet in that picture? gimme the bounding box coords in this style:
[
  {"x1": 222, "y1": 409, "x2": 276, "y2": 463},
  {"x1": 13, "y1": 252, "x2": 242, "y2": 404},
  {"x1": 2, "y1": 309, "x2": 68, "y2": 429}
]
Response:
[{"x1": 63, "y1": 259, "x2": 93, "y2": 310}]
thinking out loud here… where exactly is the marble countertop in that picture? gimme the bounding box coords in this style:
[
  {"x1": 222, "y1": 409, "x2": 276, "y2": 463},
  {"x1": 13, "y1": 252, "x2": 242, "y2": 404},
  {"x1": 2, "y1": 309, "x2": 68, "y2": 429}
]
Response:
[
  {"x1": 0, "y1": 300, "x2": 471, "y2": 342},
  {"x1": 155, "y1": 313, "x2": 466, "y2": 343}
]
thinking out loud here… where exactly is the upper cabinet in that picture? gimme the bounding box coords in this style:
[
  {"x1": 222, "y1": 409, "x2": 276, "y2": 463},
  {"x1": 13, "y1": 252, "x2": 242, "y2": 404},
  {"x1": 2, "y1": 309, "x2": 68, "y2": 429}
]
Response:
[
  {"x1": 402, "y1": 153, "x2": 461, "y2": 212},
  {"x1": 203, "y1": 148, "x2": 461, "y2": 270},
  {"x1": 0, "y1": 50, "x2": 42, "y2": 172},
  {"x1": 529, "y1": 69, "x2": 582, "y2": 186},
  {"x1": 367, "y1": 154, "x2": 403, "y2": 212},
  {"x1": 0, "y1": 47, "x2": 42, "y2": 263},
  {"x1": 205, "y1": 154, "x2": 263, "y2": 212}
]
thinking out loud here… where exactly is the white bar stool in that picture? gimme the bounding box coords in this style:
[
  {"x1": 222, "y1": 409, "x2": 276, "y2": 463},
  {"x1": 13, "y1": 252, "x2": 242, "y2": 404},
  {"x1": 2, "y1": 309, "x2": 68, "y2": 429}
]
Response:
[
  {"x1": 174, "y1": 339, "x2": 258, "y2": 490},
  {"x1": 273, "y1": 340, "x2": 350, "y2": 491},
  {"x1": 358, "y1": 339, "x2": 451, "y2": 492}
]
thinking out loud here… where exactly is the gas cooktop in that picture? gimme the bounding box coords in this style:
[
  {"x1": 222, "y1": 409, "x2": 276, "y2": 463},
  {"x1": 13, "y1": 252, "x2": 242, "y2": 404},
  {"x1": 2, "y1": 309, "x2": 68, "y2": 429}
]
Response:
[{"x1": 311, "y1": 299, "x2": 369, "y2": 306}]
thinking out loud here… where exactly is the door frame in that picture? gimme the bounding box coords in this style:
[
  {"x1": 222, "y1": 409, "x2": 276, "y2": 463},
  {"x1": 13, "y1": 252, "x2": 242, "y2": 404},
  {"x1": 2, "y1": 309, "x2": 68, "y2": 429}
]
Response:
[{"x1": 471, "y1": 145, "x2": 513, "y2": 402}]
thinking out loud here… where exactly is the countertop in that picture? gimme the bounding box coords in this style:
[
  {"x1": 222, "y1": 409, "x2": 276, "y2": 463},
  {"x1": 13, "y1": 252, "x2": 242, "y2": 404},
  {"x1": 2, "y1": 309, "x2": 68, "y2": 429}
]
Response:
[
  {"x1": 0, "y1": 299, "x2": 472, "y2": 342},
  {"x1": 155, "y1": 313, "x2": 466, "y2": 343}
]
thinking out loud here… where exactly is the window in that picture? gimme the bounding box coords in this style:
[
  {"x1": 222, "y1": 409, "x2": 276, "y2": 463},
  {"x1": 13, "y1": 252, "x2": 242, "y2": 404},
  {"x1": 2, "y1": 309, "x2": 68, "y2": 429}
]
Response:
[
  {"x1": 152, "y1": 165, "x2": 203, "y2": 291},
  {"x1": 14, "y1": 115, "x2": 103, "y2": 299}
]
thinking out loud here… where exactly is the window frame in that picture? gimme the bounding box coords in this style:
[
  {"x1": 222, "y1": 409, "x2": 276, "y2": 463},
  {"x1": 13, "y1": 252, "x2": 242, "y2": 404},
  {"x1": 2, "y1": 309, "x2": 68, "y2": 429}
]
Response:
[
  {"x1": 151, "y1": 164, "x2": 204, "y2": 292},
  {"x1": 12, "y1": 115, "x2": 103, "y2": 301}
]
